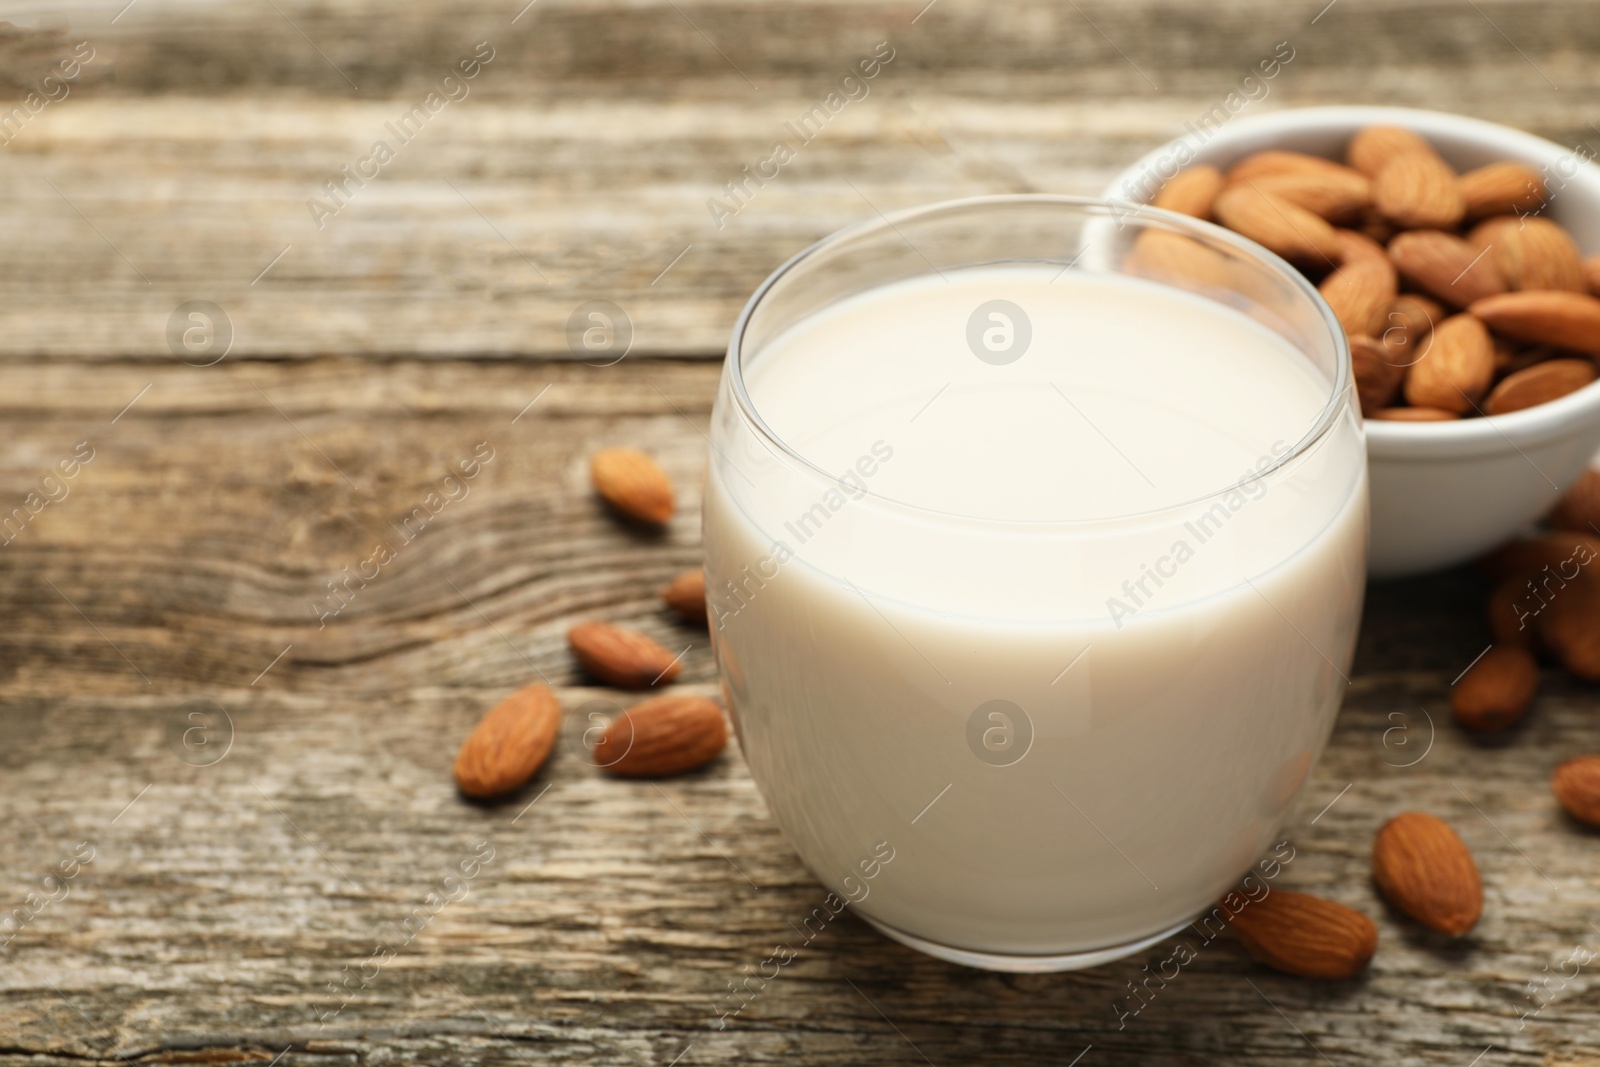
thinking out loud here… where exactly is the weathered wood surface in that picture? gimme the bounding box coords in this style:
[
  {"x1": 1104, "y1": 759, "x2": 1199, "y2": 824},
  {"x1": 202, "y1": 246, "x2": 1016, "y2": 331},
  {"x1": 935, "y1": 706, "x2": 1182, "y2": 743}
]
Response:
[{"x1": 5, "y1": 1, "x2": 1600, "y2": 1064}]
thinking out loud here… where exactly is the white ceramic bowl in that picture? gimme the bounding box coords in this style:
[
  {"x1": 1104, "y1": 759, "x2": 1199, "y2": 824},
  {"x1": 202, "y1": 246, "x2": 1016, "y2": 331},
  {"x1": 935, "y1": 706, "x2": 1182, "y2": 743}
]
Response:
[{"x1": 1105, "y1": 105, "x2": 1600, "y2": 578}]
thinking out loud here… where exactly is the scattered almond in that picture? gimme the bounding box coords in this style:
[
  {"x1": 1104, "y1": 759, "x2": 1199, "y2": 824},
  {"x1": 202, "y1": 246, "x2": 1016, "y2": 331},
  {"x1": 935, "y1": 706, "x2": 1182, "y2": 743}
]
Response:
[
  {"x1": 591, "y1": 447, "x2": 675, "y2": 525},
  {"x1": 1387, "y1": 230, "x2": 1506, "y2": 308},
  {"x1": 1154, "y1": 165, "x2": 1225, "y2": 219},
  {"x1": 593, "y1": 693, "x2": 727, "y2": 777},
  {"x1": 453, "y1": 683, "x2": 563, "y2": 798},
  {"x1": 1226, "y1": 889, "x2": 1378, "y2": 979},
  {"x1": 1470, "y1": 291, "x2": 1600, "y2": 352},
  {"x1": 1550, "y1": 468, "x2": 1600, "y2": 534},
  {"x1": 663, "y1": 568, "x2": 708, "y2": 626},
  {"x1": 1469, "y1": 216, "x2": 1586, "y2": 293},
  {"x1": 1539, "y1": 571, "x2": 1600, "y2": 680},
  {"x1": 1480, "y1": 531, "x2": 1600, "y2": 580},
  {"x1": 1404, "y1": 313, "x2": 1494, "y2": 413},
  {"x1": 1374, "y1": 151, "x2": 1465, "y2": 230},
  {"x1": 1452, "y1": 645, "x2": 1538, "y2": 732},
  {"x1": 1371, "y1": 812, "x2": 1483, "y2": 935},
  {"x1": 1487, "y1": 575, "x2": 1538, "y2": 648},
  {"x1": 1212, "y1": 184, "x2": 1342, "y2": 265},
  {"x1": 1484, "y1": 358, "x2": 1598, "y2": 415},
  {"x1": 1458, "y1": 161, "x2": 1547, "y2": 220},
  {"x1": 568, "y1": 621, "x2": 682, "y2": 688},
  {"x1": 1553, "y1": 755, "x2": 1600, "y2": 828}
]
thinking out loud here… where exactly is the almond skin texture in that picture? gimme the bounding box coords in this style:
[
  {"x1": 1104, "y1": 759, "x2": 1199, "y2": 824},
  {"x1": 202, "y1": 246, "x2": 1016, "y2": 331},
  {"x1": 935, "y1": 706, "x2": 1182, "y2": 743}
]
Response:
[
  {"x1": 1452, "y1": 645, "x2": 1538, "y2": 732},
  {"x1": 1213, "y1": 185, "x2": 1342, "y2": 265},
  {"x1": 593, "y1": 694, "x2": 727, "y2": 777},
  {"x1": 1470, "y1": 291, "x2": 1600, "y2": 352},
  {"x1": 590, "y1": 447, "x2": 675, "y2": 525},
  {"x1": 663, "y1": 568, "x2": 708, "y2": 626},
  {"x1": 1469, "y1": 216, "x2": 1586, "y2": 293},
  {"x1": 1537, "y1": 572, "x2": 1600, "y2": 680},
  {"x1": 1388, "y1": 230, "x2": 1506, "y2": 308},
  {"x1": 453, "y1": 683, "x2": 562, "y2": 798},
  {"x1": 1371, "y1": 812, "x2": 1483, "y2": 935},
  {"x1": 1459, "y1": 162, "x2": 1547, "y2": 220},
  {"x1": 1154, "y1": 165, "x2": 1224, "y2": 219},
  {"x1": 568, "y1": 621, "x2": 682, "y2": 688},
  {"x1": 1404, "y1": 314, "x2": 1494, "y2": 413},
  {"x1": 1374, "y1": 151, "x2": 1465, "y2": 231},
  {"x1": 1347, "y1": 125, "x2": 1437, "y2": 177},
  {"x1": 1252, "y1": 169, "x2": 1371, "y2": 223},
  {"x1": 1322, "y1": 254, "x2": 1398, "y2": 340},
  {"x1": 1127, "y1": 230, "x2": 1236, "y2": 290},
  {"x1": 1372, "y1": 406, "x2": 1458, "y2": 421},
  {"x1": 1485, "y1": 358, "x2": 1598, "y2": 415},
  {"x1": 1351, "y1": 336, "x2": 1405, "y2": 417},
  {"x1": 1553, "y1": 755, "x2": 1600, "y2": 828},
  {"x1": 1550, "y1": 468, "x2": 1600, "y2": 534},
  {"x1": 1227, "y1": 889, "x2": 1378, "y2": 979},
  {"x1": 1231, "y1": 150, "x2": 1367, "y2": 184}
]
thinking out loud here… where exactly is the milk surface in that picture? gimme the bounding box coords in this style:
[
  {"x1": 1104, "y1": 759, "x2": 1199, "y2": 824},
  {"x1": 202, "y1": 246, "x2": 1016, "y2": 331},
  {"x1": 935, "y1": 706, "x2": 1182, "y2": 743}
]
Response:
[{"x1": 705, "y1": 266, "x2": 1367, "y2": 956}]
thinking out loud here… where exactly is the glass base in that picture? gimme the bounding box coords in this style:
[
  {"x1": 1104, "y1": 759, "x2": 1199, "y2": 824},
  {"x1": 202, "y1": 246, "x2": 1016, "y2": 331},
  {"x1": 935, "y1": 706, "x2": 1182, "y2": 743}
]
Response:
[{"x1": 860, "y1": 913, "x2": 1193, "y2": 973}]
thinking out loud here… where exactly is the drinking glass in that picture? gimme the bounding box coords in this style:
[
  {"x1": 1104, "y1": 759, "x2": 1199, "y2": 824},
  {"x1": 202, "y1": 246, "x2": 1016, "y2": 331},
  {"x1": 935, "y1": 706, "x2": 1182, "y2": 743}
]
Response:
[{"x1": 703, "y1": 195, "x2": 1366, "y2": 971}]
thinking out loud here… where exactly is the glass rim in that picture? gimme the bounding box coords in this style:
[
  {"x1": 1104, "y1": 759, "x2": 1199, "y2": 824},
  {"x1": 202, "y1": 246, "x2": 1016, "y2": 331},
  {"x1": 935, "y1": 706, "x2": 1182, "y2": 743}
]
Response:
[{"x1": 724, "y1": 193, "x2": 1356, "y2": 528}]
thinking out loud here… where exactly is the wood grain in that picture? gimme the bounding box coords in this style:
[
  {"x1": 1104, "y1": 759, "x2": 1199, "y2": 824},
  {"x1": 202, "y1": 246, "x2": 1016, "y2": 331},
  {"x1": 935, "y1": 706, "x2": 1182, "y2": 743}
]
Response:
[{"x1": 3, "y1": 0, "x2": 1600, "y2": 1063}]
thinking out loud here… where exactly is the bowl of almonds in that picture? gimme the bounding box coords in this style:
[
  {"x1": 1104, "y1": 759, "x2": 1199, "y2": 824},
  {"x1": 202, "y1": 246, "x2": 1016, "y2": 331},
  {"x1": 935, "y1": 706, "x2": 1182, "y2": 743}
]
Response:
[{"x1": 1106, "y1": 106, "x2": 1600, "y2": 577}]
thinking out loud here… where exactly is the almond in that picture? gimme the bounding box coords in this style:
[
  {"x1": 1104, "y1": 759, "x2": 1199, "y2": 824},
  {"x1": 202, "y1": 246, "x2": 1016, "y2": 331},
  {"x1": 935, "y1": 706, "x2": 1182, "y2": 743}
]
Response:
[
  {"x1": 1585, "y1": 255, "x2": 1600, "y2": 296},
  {"x1": 453, "y1": 683, "x2": 562, "y2": 798},
  {"x1": 1404, "y1": 313, "x2": 1494, "y2": 413},
  {"x1": 1154, "y1": 165, "x2": 1224, "y2": 219},
  {"x1": 1484, "y1": 358, "x2": 1597, "y2": 415},
  {"x1": 1553, "y1": 755, "x2": 1600, "y2": 828},
  {"x1": 1550, "y1": 468, "x2": 1600, "y2": 534},
  {"x1": 568, "y1": 621, "x2": 682, "y2": 688},
  {"x1": 1226, "y1": 889, "x2": 1377, "y2": 979},
  {"x1": 1380, "y1": 293, "x2": 1443, "y2": 363},
  {"x1": 1251, "y1": 169, "x2": 1370, "y2": 223},
  {"x1": 1337, "y1": 228, "x2": 1390, "y2": 266},
  {"x1": 1480, "y1": 531, "x2": 1600, "y2": 580},
  {"x1": 1126, "y1": 230, "x2": 1236, "y2": 290},
  {"x1": 1374, "y1": 152, "x2": 1465, "y2": 230},
  {"x1": 1469, "y1": 216, "x2": 1586, "y2": 293},
  {"x1": 1321, "y1": 254, "x2": 1397, "y2": 339},
  {"x1": 1459, "y1": 162, "x2": 1547, "y2": 219},
  {"x1": 1387, "y1": 231, "x2": 1506, "y2": 308},
  {"x1": 1351, "y1": 336, "x2": 1405, "y2": 416},
  {"x1": 591, "y1": 447, "x2": 675, "y2": 525},
  {"x1": 593, "y1": 693, "x2": 727, "y2": 777},
  {"x1": 1213, "y1": 184, "x2": 1342, "y2": 265},
  {"x1": 1451, "y1": 645, "x2": 1538, "y2": 732},
  {"x1": 1230, "y1": 150, "x2": 1367, "y2": 184},
  {"x1": 1471, "y1": 290, "x2": 1600, "y2": 352},
  {"x1": 1347, "y1": 125, "x2": 1438, "y2": 177},
  {"x1": 1372, "y1": 406, "x2": 1458, "y2": 421},
  {"x1": 1538, "y1": 571, "x2": 1600, "y2": 680},
  {"x1": 663, "y1": 568, "x2": 708, "y2": 626},
  {"x1": 1488, "y1": 575, "x2": 1538, "y2": 648},
  {"x1": 1371, "y1": 812, "x2": 1483, "y2": 935}
]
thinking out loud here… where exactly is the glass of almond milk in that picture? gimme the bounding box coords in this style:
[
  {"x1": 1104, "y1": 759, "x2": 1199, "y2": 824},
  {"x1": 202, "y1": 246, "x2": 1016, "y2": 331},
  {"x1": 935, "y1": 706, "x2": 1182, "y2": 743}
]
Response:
[{"x1": 705, "y1": 196, "x2": 1366, "y2": 971}]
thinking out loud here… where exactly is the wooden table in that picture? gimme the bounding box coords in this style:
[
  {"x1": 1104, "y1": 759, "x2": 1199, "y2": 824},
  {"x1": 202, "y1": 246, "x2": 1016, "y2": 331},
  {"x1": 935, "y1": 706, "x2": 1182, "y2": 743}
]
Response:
[{"x1": 6, "y1": 1, "x2": 1600, "y2": 1062}]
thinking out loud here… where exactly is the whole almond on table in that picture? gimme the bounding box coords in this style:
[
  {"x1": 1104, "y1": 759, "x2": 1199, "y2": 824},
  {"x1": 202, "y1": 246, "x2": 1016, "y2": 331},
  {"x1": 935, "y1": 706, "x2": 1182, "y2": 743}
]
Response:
[
  {"x1": 1480, "y1": 530, "x2": 1600, "y2": 579},
  {"x1": 1403, "y1": 313, "x2": 1495, "y2": 414},
  {"x1": 1470, "y1": 291, "x2": 1600, "y2": 351},
  {"x1": 1371, "y1": 812, "x2": 1483, "y2": 935},
  {"x1": 591, "y1": 447, "x2": 675, "y2": 525},
  {"x1": 1488, "y1": 575, "x2": 1538, "y2": 648},
  {"x1": 1251, "y1": 169, "x2": 1371, "y2": 224},
  {"x1": 1321, "y1": 252, "x2": 1397, "y2": 339},
  {"x1": 1452, "y1": 645, "x2": 1538, "y2": 732},
  {"x1": 593, "y1": 693, "x2": 727, "y2": 777},
  {"x1": 1347, "y1": 125, "x2": 1439, "y2": 177},
  {"x1": 1458, "y1": 161, "x2": 1547, "y2": 220},
  {"x1": 663, "y1": 568, "x2": 708, "y2": 626},
  {"x1": 1373, "y1": 407, "x2": 1459, "y2": 421},
  {"x1": 1549, "y1": 467, "x2": 1600, "y2": 533},
  {"x1": 568, "y1": 621, "x2": 682, "y2": 688},
  {"x1": 1351, "y1": 336, "x2": 1405, "y2": 416},
  {"x1": 1226, "y1": 889, "x2": 1377, "y2": 979},
  {"x1": 1230, "y1": 149, "x2": 1368, "y2": 184},
  {"x1": 1485, "y1": 359, "x2": 1598, "y2": 415},
  {"x1": 1468, "y1": 216, "x2": 1587, "y2": 293},
  {"x1": 1553, "y1": 755, "x2": 1600, "y2": 828},
  {"x1": 1537, "y1": 572, "x2": 1600, "y2": 680},
  {"x1": 1374, "y1": 151, "x2": 1466, "y2": 231},
  {"x1": 453, "y1": 683, "x2": 563, "y2": 798},
  {"x1": 1153, "y1": 164, "x2": 1224, "y2": 219},
  {"x1": 1388, "y1": 230, "x2": 1506, "y2": 308},
  {"x1": 1212, "y1": 184, "x2": 1342, "y2": 266}
]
